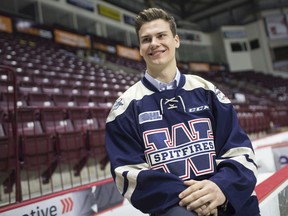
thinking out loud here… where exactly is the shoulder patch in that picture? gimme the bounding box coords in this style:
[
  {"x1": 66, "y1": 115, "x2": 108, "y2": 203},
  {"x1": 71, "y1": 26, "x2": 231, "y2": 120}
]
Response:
[
  {"x1": 112, "y1": 98, "x2": 124, "y2": 111},
  {"x1": 214, "y1": 86, "x2": 230, "y2": 103}
]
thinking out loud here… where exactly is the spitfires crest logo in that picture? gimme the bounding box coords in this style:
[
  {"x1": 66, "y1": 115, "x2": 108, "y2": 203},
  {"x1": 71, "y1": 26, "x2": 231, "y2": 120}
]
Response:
[{"x1": 143, "y1": 118, "x2": 216, "y2": 180}]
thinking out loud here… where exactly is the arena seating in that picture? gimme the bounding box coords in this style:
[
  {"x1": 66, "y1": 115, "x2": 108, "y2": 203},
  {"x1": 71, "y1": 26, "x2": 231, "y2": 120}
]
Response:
[{"x1": 66, "y1": 106, "x2": 109, "y2": 173}]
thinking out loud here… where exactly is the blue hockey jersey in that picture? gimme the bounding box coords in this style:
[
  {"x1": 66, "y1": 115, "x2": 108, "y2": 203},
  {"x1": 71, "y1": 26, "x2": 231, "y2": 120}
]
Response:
[{"x1": 105, "y1": 73, "x2": 260, "y2": 215}]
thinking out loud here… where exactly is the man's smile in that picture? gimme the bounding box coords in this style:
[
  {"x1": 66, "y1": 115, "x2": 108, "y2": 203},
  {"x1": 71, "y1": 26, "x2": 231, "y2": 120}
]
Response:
[{"x1": 149, "y1": 49, "x2": 166, "y2": 56}]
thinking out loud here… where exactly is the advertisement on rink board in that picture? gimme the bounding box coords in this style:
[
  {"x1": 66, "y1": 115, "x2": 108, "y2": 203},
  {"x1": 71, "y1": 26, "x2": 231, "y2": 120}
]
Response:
[
  {"x1": 253, "y1": 131, "x2": 288, "y2": 173},
  {"x1": 2, "y1": 182, "x2": 124, "y2": 216},
  {"x1": 255, "y1": 143, "x2": 288, "y2": 173},
  {"x1": 272, "y1": 146, "x2": 288, "y2": 170}
]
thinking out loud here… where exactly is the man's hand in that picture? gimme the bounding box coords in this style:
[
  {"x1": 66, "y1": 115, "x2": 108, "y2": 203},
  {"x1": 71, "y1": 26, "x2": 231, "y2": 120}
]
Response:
[
  {"x1": 178, "y1": 179, "x2": 226, "y2": 216},
  {"x1": 194, "y1": 203, "x2": 218, "y2": 216}
]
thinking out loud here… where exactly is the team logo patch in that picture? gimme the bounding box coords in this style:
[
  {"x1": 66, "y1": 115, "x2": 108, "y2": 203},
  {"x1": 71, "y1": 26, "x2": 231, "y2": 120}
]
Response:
[
  {"x1": 139, "y1": 111, "x2": 162, "y2": 124},
  {"x1": 112, "y1": 98, "x2": 124, "y2": 110}
]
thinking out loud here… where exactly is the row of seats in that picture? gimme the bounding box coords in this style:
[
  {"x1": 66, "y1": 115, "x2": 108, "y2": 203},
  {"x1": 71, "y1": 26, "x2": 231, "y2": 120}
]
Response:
[
  {"x1": 0, "y1": 33, "x2": 143, "y2": 79},
  {"x1": 0, "y1": 32, "x2": 145, "y2": 73},
  {"x1": 232, "y1": 71, "x2": 288, "y2": 92},
  {"x1": 0, "y1": 62, "x2": 139, "y2": 96},
  {"x1": 0, "y1": 89, "x2": 119, "y2": 109},
  {"x1": 235, "y1": 104, "x2": 288, "y2": 134},
  {"x1": 192, "y1": 70, "x2": 288, "y2": 106},
  {"x1": 0, "y1": 106, "x2": 110, "y2": 193},
  {"x1": 0, "y1": 32, "x2": 142, "y2": 113}
]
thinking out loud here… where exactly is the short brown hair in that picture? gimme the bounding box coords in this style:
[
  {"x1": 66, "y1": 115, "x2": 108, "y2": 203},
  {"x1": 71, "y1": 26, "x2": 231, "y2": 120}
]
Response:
[{"x1": 135, "y1": 8, "x2": 177, "y2": 39}]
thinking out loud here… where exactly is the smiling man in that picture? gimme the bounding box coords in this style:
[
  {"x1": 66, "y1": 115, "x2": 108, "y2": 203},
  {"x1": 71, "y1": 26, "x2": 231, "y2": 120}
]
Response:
[{"x1": 105, "y1": 8, "x2": 260, "y2": 216}]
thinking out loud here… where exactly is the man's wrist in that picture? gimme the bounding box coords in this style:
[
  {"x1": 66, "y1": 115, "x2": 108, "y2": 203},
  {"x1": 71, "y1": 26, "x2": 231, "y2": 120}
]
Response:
[{"x1": 220, "y1": 198, "x2": 228, "y2": 211}]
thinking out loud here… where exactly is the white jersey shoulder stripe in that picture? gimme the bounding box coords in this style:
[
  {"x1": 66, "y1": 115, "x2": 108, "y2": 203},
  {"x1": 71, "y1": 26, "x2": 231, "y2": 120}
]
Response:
[
  {"x1": 183, "y1": 75, "x2": 231, "y2": 104},
  {"x1": 183, "y1": 74, "x2": 214, "y2": 91},
  {"x1": 107, "y1": 81, "x2": 153, "y2": 123}
]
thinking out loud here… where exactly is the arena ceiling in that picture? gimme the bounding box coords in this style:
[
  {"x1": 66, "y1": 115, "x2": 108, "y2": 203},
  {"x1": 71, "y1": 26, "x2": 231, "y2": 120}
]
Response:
[{"x1": 104, "y1": 0, "x2": 288, "y2": 32}]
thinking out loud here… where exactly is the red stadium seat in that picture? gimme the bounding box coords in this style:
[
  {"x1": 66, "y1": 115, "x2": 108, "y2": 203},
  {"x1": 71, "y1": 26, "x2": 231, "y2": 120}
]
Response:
[
  {"x1": 87, "y1": 107, "x2": 110, "y2": 169},
  {"x1": 40, "y1": 107, "x2": 87, "y2": 175},
  {"x1": 16, "y1": 108, "x2": 57, "y2": 183},
  {"x1": 51, "y1": 94, "x2": 74, "y2": 107},
  {"x1": 56, "y1": 131, "x2": 86, "y2": 175},
  {"x1": 0, "y1": 92, "x2": 27, "y2": 110},
  {"x1": 72, "y1": 94, "x2": 90, "y2": 107},
  {"x1": 42, "y1": 84, "x2": 63, "y2": 95},
  {"x1": 17, "y1": 107, "x2": 43, "y2": 135},
  {"x1": 66, "y1": 106, "x2": 109, "y2": 169},
  {"x1": 20, "y1": 134, "x2": 57, "y2": 184},
  {"x1": 40, "y1": 108, "x2": 73, "y2": 133},
  {"x1": 27, "y1": 92, "x2": 54, "y2": 107}
]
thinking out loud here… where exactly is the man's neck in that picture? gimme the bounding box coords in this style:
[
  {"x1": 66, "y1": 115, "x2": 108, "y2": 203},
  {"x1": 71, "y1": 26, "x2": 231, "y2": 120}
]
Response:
[{"x1": 147, "y1": 61, "x2": 177, "y2": 84}]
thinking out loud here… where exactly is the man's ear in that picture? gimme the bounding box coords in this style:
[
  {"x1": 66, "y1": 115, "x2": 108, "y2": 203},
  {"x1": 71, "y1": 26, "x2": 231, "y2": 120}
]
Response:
[{"x1": 175, "y1": 35, "x2": 180, "y2": 48}]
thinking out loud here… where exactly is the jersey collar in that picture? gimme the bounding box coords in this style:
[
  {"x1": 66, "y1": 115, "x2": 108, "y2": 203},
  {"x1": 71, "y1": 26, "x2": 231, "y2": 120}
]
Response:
[{"x1": 144, "y1": 69, "x2": 181, "y2": 91}]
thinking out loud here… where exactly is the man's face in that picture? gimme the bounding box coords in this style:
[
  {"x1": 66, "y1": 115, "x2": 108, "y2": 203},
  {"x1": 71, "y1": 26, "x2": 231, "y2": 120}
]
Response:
[{"x1": 138, "y1": 19, "x2": 180, "y2": 69}]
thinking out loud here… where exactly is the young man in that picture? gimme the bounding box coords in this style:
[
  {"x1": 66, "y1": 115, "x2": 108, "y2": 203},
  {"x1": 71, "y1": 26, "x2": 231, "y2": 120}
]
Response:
[{"x1": 105, "y1": 8, "x2": 260, "y2": 216}]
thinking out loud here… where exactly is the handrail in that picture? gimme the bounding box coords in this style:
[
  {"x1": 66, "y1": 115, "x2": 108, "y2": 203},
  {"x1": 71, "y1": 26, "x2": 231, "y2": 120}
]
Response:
[{"x1": 0, "y1": 65, "x2": 21, "y2": 202}]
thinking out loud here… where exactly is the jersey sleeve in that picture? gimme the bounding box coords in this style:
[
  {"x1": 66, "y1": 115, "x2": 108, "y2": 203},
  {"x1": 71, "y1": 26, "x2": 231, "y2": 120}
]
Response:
[
  {"x1": 105, "y1": 100, "x2": 186, "y2": 214},
  {"x1": 207, "y1": 86, "x2": 258, "y2": 215}
]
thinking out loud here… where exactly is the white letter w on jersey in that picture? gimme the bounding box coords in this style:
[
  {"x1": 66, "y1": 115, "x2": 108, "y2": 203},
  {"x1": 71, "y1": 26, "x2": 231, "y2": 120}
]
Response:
[{"x1": 143, "y1": 118, "x2": 216, "y2": 180}]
